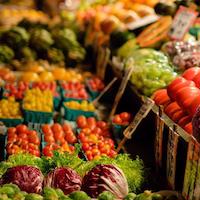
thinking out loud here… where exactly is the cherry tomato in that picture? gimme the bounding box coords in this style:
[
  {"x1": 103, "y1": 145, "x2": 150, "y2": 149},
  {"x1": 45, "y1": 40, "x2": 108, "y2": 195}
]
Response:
[
  {"x1": 44, "y1": 135, "x2": 55, "y2": 144},
  {"x1": 65, "y1": 130, "x2": 77, "y2": 144},
  {"x1": 54, "y1": 130, "x2": 64, "y2": 142},
  {"x1": 51, "y1": 123, "x2": 63, "y2": 133},
  {"x1": 82, "y1": 142, "x2": 90, "y2": 151},
  {"x1": 120, "y1": 112, "x2": 131, "y2": 122},
  {"x1": 87, "y1": 154, "x2": 93, "y2": 161},
  {"x1": 93, "y1": 127, "x2": 102, "y2": 135},
  {"x1": 42, "y1": 124, "x2": 51, "y2": 134},
  {"x1": 18, "y1": 132, "x2": 28, "y2": 140},
  {"x1": 70, "y1": 146, "x2": 75, "y2": 152},
  {"x1": 28, "y1": 130, "x2": 38, "y2": 138},
  {"x1": 43, "y1": 146, "x2": 53, "y2": 157},
  {"x1": 7, "y1": 127, "x2": 16, "y2": 135},
  {"x1": 92, "y1": 148, "x2": 100, "y2": 156},
  {"x1": 16, "y1": 124, "x2": 28, "y2": 134},
  {"x1": 87, "y1": 117, "x2": 96, "y2": 130},
  {"x1": 113, "y1": 115, "x2": 123, "y2": 125},
  {"x1": 96, "y1": 121, "x2": 107, "y2": 129},
  {"x1": 62, "y1": 124, "x2": 71, "y2": 132},
  {"x1": 76, "y1": 115, "x2": 87, "y2": 128},
  {"x1": 109, "y1": 150, "x2": 117, "y2": 158}
]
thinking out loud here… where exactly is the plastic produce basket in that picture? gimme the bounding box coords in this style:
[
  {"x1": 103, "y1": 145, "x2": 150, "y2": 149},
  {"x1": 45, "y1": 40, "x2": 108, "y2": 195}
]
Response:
[
  {"x1": 0, "y1": 118, "x2": 23, "y2": 127},
  {"x1": 86, "y1": 81, "x2": 100, "y2": 100},
  {"x1": 54, "y1": 95, "x2": 62, "y2": 111},
  {"x1": 23, "y1": 109, "x2": 53, "y2": 124},
  {"x1": 62, "y1": 103, "x2": 96, "y2": 121}
]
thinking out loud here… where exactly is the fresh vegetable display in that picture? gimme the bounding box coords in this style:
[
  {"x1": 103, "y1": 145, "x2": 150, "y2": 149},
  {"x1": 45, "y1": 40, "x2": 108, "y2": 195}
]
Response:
[
  {"x1": 87, "y1": 77, "x2": 105, "y2": 92},
  {"x1": 42, "y1": 123, "x2": 77, "y2": 157},
  {"x1": 0, "y1": 97, "x2": 22, "y2": 119},
  {"x1": 6, "y1": 125, "x2": 40, "y2": 157},
  {"x1": 112, "y1": 112, "x2": 132, "y2": 126},
  {"x1": 23, "y1": 88, "x2": 53, "y2": 112}
]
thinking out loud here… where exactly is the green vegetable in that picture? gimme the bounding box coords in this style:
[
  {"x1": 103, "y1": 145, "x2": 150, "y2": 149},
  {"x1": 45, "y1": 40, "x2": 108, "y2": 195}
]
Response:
[
  {"x1": 47, "y1": 48, "x2": 65, "y2": 63},
  {"x1": 55, "y1": 189, "x2": 65, "y2": 198},
  {"x1": 98, "y1": 191, "x2": 115, "y2": 200},
  {"x1": 30, "y1": 29, "x2": 54, "y2": 51},
  {"x1": 0, "y1": 186, "x2": 15, "y2": 197},
  {"x1": 135, "y1": 191, "x2": 153, "y2": 200},
  {"x1": 25, "y1": 193, "x2": 43, "y2": 200},
  {"x1": 18, "y1": 47, "x2": 37, "y2": 61},
  {"x1": 124, "y1": 193, "x2": 137, "y2": 200},
  {"x1": 69, "y1": 191, "x2": 90, "y2": 200},
  {"x1": 13, "y1": 192, "x2": 26, "y2": 200},
  {"x1": 0, "y1": 45, "x2": 14, "y2": 63},
  {"x1": 43, "y1": 187, "x2": 59, "y2": 200},
  {"x1": 0, "y1": 193, "x2": 9, "y2": 200},
  {"x1": 2, "y1": 27, "x2": 30, "y2": 49},
  {"x1": 151, "y1": 194, "x2": 163, "y2": 200}
]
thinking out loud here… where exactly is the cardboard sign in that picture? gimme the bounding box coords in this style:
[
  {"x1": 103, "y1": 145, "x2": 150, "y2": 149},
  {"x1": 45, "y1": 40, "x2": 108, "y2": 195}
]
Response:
[
  {"x1": 166, "y1": 128, "x2": 179, "y2": 190},
  {"x1": 116, "y1": 97, "x2": 154, "y2": 153},
  {"x1": 169, "y1": 6, "x2": 198, "y2": 40},
  {"x1": 182, "y1": 139, "x2": 195, "y2": 199},
  {"x1": 155, "y1": 113, "x2": 164, "y2": 168}
]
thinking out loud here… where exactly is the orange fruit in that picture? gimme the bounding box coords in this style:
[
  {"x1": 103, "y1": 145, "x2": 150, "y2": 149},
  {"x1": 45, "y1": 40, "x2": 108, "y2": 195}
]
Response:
[
  {"x1": 52, "y1": 67, "x2": 66, "y2": 80},
  {"x1": 20, "y1": 72, "x2": 40, "y2": 82},
  {"x1": 39, "y1": 71, "x2": 54, "y2": 82}
]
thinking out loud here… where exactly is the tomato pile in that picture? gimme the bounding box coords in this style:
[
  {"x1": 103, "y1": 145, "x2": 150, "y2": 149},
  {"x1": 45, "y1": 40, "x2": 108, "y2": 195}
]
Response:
[
  {"x1": 77, "y1": 116, "x2": 116, "y2": 160},
  {"x1": 42, "y1": 123, "x2": 77, "y2": 157},
  {"x1": 62, "y1": 81, "x2": 89, "y2": 100},
  {"x1": 6, "y1": 125, "x2": 40, "y2": 157},
  {"x1": 112, "y1": 112, "x2": 132, "y2": 126},
  {"x1": 4, "y1": 82, "x2": 29, "y2": 100},
  {"x1": 153, "y1": 67, "x2": 200, "y2": 135},
  {"x1": 87, "y1": 77, "x2": 105, "y2": 92}
]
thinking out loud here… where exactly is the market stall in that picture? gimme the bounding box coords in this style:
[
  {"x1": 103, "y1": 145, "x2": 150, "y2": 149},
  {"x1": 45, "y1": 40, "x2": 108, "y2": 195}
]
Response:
[{"x1": 0, "y1": 0, "x2": 199, "y2": 199}]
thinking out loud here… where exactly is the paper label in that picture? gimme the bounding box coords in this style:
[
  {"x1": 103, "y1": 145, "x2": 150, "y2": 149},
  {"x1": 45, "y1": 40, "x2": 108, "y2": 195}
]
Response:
[
  {"x1": 183, "y1": 140, "x2": 195, "y2": 199},
  {"x1": 155, "y1": 116, "x2": 164, "y2": 168},
  {"x1": 124, "y1": 98, "x2": 154, "y2": 139},
  {"x1": 166, "y1": 128, "x2": 179, "y2": 189},
  {"x1": 169, "y1": 6, "x2": 198, "y2": 40}
]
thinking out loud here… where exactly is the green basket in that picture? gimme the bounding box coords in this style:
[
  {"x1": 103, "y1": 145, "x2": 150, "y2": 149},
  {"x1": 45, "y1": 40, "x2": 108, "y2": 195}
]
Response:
[
  {"x1": 112, "y1": 123, "x2": 127, "y2": 140},
  {"x1": 62, "y1": 103, "x2": 96, "y2": 121},
  {"x1": 23, "y1": 109, "x2": 53, "y2": 124},
  {"x1": 86, "y1": 81, "x2": 100, "y2": 100},
  {"x1": 54, "y1": 96, "x2": 62, "y2": 111},
  {"x1": 0, "y1": 118, "x2": 23, "y2": 127}
]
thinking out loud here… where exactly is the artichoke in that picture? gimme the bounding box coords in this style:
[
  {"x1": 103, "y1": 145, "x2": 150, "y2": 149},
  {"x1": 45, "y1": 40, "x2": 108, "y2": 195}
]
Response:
[
  {"x1": 30, "y1": 29, "x2": 54, "y2": 51},
  {"x1": 68, "y1": 46, "x2": 86, "y2": 61},
  {"x1": 18, "y1": 47, "x2": 37, "y2": 61},
  {"x1": 0, "y1": 45, "x2": 14, "y2": 63},
  {"x1": 47, "y1": 48, "x2": 65, "y2": 63},
  {"x1": 2, "y1": 27, "x2": 30, "y2": 49}
]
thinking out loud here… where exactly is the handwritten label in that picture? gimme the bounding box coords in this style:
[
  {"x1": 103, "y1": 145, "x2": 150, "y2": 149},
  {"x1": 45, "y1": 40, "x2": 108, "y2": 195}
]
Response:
[
  {"x1": 183, "y1": 140, "x2": 195, "y2": 199},
  {"x1": 169, "y1": 6, "x2": 198, "y2": 40},
  {"x1": 155, "y1": 115, "x2": 164, "y2": 168},
  {"x1": 166, "y1": 128, "x2": 179, "y2": 189},
  {"x1": 124, "y1": 98, "x2": 154, "y2": 139}
]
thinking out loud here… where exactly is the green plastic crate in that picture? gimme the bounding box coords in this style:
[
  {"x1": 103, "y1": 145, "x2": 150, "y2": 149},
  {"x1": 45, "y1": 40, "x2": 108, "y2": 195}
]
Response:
[
  {"x1": 0, "y1": 118, "x2": 23, "y2": 127},
  {"x1": 112, "y1": 123, "x2": 127, "y2": 140}
]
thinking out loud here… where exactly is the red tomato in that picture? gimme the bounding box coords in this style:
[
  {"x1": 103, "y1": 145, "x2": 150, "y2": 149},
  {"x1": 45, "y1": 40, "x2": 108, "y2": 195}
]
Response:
[
  {"x1": 65, "y1": 130, "x2": 77, "y2": 144},
  {"x1": 193, "y1": 71, "x2": 200, "y2": 88},
  {"x1": 29, "y1": 136, "x2": 40, "y2": 145},
  {"x1": 7, "y1": 133, "x2": 17, "y2": 142},
  {"x1": 82, "y1": 143, "x2": 90, "y2": 151},
  {"x1": 164, "y1": 102, "x2": 181, "y2": 118},
  {"x1": 120, "y1": 112, "x2": 131, "y2": 122},
  {"x1": 171, "y1": 110, "x2": 185, "y2": 123},
  {"x1": 105, "y1": 138, "x2": 115, "y2": 149},
  {"x1": 7, "y1": 127, "x2": 16, "y2": 135},
  {"x1": 28, "y1": 130, "x2": 38, "y2": 138},
  {"x1": 51, "y1": 123, "x2": 63, "y2": 133},
  {"x1": 96, "y1": 121, "x2": 107, "y2": 129},
  {"x1": 76, "y1": 115, "x2": 87, "y2": 128},
  {"x1": 87, "y1": 117, "x2": 96, "y2": 130},
  {"x1": 182, "y1": 67, "x2": 200, "y2": 80},
  {"x1": 70, "y1": 146, "x2": 75, "y2": 152},
  {"x1": 44, "y1": 135, "x2": 55, "y2": 144},
  {"x1": 99, "y1": 146, "x2": 110, "y2": 154},
  {"x1": 87, "y1": 154, "x2": 93, "y2": 161},
  {"x1": 81, "y1": 128, "x2": 91, "y2": 135},
  {"x1": 54, "y1": 130, "x2": 64, "y2": 141},
  {"x1": 85, "y1": 150, "x2": 92, "y2": 157},
  {"x1": 98, "y1": 141, "x2": 105, "y2": 149},
  {"x1": 42, "y1": 124, "x2": 51, "y2": 134},
  {"x1": 93, "y1": 127, "x2": 102, "y2": 135},
  {"x1": 178, "y1": 116, "x2": 191, "y2": 128},
  {"x1": 78, "y1": 132, "x2": 88, "y2": 143},
  {"x1": 109, "y1": 150, "x2": 117, "y2": 158},
  {"x1": 175, "y1": 87, "x2": 200, "y2": 109},
  {"x1": 184, "y1": 123, "x2": 193, "y2": 135},
  {"x1": 188, "y1": 95, "x2": 200, "y2": 116},
  {"x1": 113, "y1": 115, "x2": 123, "y2": 125},
  {"x1": 92, "y1": 148, "x2": 100, "y2": 156},
  {"x1": 167, "y1": 77, "x2": 195, "y2": 100},
  {"x1": 16, "y1": 124, "x2": 28, "y2": 134},
  {"x1": 62, "y1": 124, "x2": 71, "y2": 132},
  {"x1": 18, "y1": 132, "x2": 28, "y2": 140},
  {"x1": 43, "y1": 145, "x2": 53, "y2": 157}
]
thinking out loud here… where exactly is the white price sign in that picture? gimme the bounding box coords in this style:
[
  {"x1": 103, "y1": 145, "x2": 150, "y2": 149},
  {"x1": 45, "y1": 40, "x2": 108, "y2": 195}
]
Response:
[{"x1": 169, "y1": 6, "x2": 198, "y2": 40}]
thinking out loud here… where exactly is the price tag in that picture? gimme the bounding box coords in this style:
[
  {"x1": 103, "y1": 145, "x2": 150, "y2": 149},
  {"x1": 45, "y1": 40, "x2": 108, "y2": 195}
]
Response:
[
  {"x1": 168, "y1": 6, "x2": 198, "y2": 40},
  {"x1": 166, "y1": 128, "x2": 179, "y2": 189},
  {"x1": 188, "y1": 141, "x2": 200, "y2": 200},
  {"x1": 183, "y1": 140, "x2": 195, "y2": 199},
  {"x1": 155, "y1": 113, "x2": 164, "y2": 168}
]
